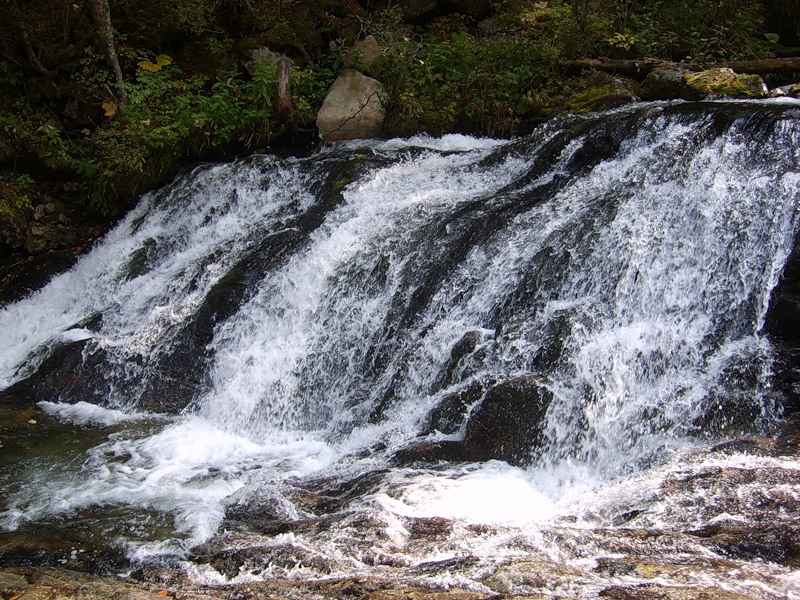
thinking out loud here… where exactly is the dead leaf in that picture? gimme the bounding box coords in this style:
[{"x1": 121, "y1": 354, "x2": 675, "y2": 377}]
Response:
[{"x1": 102, "y1": 99, "x2": 117, "y2": 117}]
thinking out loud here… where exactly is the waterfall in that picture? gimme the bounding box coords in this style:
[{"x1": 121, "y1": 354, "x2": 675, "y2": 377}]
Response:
[{"x1": 1, "y1": 101, "x2": 799, "y2": 562}]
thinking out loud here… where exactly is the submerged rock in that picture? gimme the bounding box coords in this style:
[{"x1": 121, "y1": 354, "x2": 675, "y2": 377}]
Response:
[
  {"x1": 0, "y1": 567, "x2": 176, "y2": 600},
  {"x1": 482, "y1": 560, "x2": 584, "y2": 593},
  {"x1": 690, "y1": 521, "x2": 800, "y2": 567}
]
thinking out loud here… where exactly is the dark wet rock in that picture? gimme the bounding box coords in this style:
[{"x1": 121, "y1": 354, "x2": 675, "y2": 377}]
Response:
[
  {"x1": 391, "y1": 438, "x2": 468, "y2": 464},
  {"x1": 765, "y1": 234, "x2": 800, "y2": 413},
  {"x1": 303, "y1": 469, "x2": 390, "y2": 514},
  {"x1": 709, "y1": 436, "x2": 775, "y2": 456},
  {"x1": 0, "y1": 340, "x2": 112, "y2": 407},
  {"x1": 775, "y1": 413, "x2": 800, "y2": 455},
  {"x1": 0, "y1": 332, "x2": 202, "y2": 414},
  {"x1": 396, "y1": 375, "x2": 551, "y2": 465},
  {"x1": 428, "y1": 329, "x2": 494, "y2": 402},
  {"x1": 222, "y1": 492, "x2": 310, "y2": 532},
  {"x1": 460, "y1": 375, "x2": 551, "y2": 465},
  {"x1": 408, "y1": 555, "x2": 479, "y2": 575},
  {"x1": 0, "y1": 567, "x2": 172, "y2": 599},
  {"x1": 442, "y1": 331, "x2": 486, "y2": 384},
  {"x1": 0, "y1": 529, "x2": 128, "y2": 577},
  {"x1": 592, "y1": 555, "x2": 769, "y2": 587},
  {"x1": 194, "y1": 542, "x2": 339, "y2": 578},
  {"x1": 361, "y1": 590, "x2": 491, "y2": 600},
  {"x1": 481, "y1": 560, "x2": 584, "y2": 594},
  {"x1": 641, "y1": 65, "x2": 691, "y2": 100},
  {"x1": 599, "y1": 585, "x2": 761, "y2": 599},
  {"x1": 689, "y1": 521, "x2": 800, "y2": 567},
  {"x1": 423, "y1": 380, "x2": 484, "y2": 434},
  {"x1": 405, "y1": 516, "x2": 453, "y2": 538}
]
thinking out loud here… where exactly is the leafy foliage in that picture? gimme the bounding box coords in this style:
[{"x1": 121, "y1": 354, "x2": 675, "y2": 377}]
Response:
[{"x1": 0, "y1": 0, "x2": 788, "y2": 220}]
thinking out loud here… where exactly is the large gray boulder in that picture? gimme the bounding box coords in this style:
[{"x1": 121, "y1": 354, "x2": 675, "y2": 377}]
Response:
[
  {"x1": 350, "y1": 35, "x2": 381, "y2": 70},
  {"x1": 316, "y1": 69, "x2": 387, "y2": 142}
]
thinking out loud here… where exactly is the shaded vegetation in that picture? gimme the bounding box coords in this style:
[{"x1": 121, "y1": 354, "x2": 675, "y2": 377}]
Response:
[{"x1": 0, "y1": 0, "x2": 796, "y2": 236}]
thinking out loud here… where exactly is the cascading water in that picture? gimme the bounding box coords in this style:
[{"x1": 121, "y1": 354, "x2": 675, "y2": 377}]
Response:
[{"x1": 1, "y1": 101, "x2": 799, "y2": 596}]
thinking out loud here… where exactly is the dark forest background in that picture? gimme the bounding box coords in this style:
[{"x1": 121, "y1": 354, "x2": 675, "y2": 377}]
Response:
[{"x1": 0, "y1": 0, "x2": 797, "y2": 241}]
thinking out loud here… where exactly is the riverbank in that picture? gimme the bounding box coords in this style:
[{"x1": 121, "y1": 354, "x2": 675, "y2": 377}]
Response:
[{"x1": 2, "y1": 0, "x2": 799, "y2": 299}]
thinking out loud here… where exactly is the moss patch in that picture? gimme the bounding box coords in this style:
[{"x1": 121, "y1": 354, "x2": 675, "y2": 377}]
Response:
[{"x1": 683, "y1": 68, "x2": 768, "y2": 99}]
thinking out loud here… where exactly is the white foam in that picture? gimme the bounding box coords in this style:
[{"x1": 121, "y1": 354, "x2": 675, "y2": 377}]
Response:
[
  {"x1": 377, "y1": 462, "x2": 556, "y2": 525},
  {"x1": 3, "y1": 415, "x2": 338, "y2": 549},
  {"x1": 38, "y1": 401, "x2": 146, "y2": 427}
]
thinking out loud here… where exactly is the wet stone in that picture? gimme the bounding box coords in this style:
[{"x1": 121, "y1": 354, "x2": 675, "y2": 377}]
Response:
[
  {"x1": 405, "y1": 516, "x2": 453, "y2": 538},
  {"x1": 0, "y1": 567, "x2": 180, "y2": 600},
  {"x1": 408, "y1": 555, "x2": 479, "y2": 575},
  {"x1": 710, "y1": 437, "x2": 775, "y2": 456},
  {"x1": 689, "y1": 521, "x2": 800, "y2": 567},
  {"x1": 423, "y1": 381, "x2": 484, "y2": 435},
  {"x1": 598, "y1": 585, "x2": 763, "y2": 599},
  {"x1": 361, "y1": 591, "x2": 491, "y2": 600},
  {"x1": 482, "y1": 560, "x2": 585, "y2": 594}
]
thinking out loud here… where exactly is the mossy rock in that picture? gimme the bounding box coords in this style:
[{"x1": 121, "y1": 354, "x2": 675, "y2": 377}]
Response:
[
  {"x1": 683, "y1": 68, "x2": 768, "y2": 100},
  {"x1": 565, "y1": 74, "x2": 640, "y2": 113}
]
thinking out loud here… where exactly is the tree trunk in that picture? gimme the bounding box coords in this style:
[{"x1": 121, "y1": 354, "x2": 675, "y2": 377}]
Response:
[
  {"x1": 88, "y1": 0, "x2": 126, "y2": 104},
  {"x1": 275, "y1": 55, "x2": 293, "y2": 120}
]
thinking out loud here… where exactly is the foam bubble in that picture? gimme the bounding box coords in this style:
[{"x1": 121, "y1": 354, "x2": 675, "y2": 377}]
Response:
[
  {"x1": 378, "y1": 462, "x2": 556, "y2": 525},
  {"x1": 38, "y1": 401, "x2": 146, "y2": 427}
]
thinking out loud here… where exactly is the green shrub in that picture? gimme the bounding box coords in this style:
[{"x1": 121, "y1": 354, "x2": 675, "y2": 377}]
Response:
[{"x1": 370, "y1": 20, "x2": 569, "y2": 135}]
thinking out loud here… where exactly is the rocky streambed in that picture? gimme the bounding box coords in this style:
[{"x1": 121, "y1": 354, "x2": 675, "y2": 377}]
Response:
[{"x1": 1, "y1": 415, "x2": 798, "y2": 598}]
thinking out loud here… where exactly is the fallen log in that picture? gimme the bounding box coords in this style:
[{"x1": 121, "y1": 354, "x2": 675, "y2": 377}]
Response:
[
  {"x1": 561, "y1": 58, "x2": 670, "y2": 77},
  {"x1": 714, "y1": 57, "x2": 800, "y2": 75},
  {"x1": 562, "y1": 57, "x2": 800, "y2": 78}
]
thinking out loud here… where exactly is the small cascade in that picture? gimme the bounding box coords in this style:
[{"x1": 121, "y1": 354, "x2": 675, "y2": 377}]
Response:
[{"x1": 0, "y1": 102, "x2": 799, "y2": 577}]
